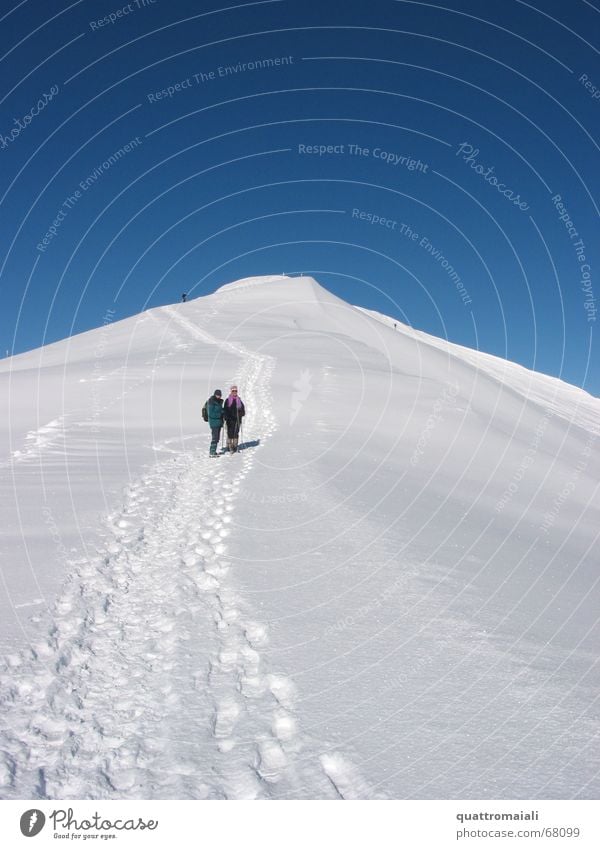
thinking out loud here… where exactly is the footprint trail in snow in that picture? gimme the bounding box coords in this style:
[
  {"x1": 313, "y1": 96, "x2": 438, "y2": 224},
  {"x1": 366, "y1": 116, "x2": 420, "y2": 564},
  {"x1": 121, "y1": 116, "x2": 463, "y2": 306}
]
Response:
[{"x1": 0, "y1": 317, "x2": 369, "y2": 800}]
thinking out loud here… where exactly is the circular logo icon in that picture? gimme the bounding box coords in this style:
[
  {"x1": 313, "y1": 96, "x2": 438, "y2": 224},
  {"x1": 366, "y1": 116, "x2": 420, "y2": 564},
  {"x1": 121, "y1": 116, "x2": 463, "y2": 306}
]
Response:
[{"x1": 19, "y1": 810, "x2": 46, "y2": 837}]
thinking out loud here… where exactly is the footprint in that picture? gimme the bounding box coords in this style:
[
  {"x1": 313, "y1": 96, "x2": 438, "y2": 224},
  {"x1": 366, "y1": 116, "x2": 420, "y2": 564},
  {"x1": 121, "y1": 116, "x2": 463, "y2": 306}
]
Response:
[
  {"x1": 257, "y1": 738, "x2": 287, "y2": 783},
  {"x1": 205, "y1": 561, "x2": 229, "y2": 578},
  {"x1": 240, "y1": 675, "x2": 266, "y2": 698},
  {"x1": 218, "y1": 647, "x2": 239, "y2": 668},
  {"x1": 221, "y1": 608, "x2": 240, "y2": 624},
  {"x1": 267, "y1": 675, "x2": 297, "y2": 710},
  {"x1": 223, "y1": 768, "x2": 263, "y2": 800},
  {"x1": 271, "y1": 711, "x2": 298, "y2": 742},
  {"x1": 181, "y1": 553, "x2": 199, "y2": 566},
  {"x1": 320, "y1": 753, "x2": 373, "y2": 800},
  {"x1": 197, "y1": 573, "x2": 219, "y2": 592},
  {"x1": 213, "y1": 697, "x2": 241, "y2": 738},
  {"x1": 244, "y1": 622, "x2": 268, "y2": 648}
]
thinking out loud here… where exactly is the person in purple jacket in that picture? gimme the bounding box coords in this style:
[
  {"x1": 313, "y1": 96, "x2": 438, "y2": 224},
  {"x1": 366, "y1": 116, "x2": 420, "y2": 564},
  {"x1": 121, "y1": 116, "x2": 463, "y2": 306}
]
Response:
[{"x1": 222, "y1": 384, "x2": 245, "y2": 453}]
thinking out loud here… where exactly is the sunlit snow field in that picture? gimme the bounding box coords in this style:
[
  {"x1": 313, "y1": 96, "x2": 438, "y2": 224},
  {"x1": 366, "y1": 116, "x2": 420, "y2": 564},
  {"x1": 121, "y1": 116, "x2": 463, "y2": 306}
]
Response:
[{"x1": 0, "y1": 276, "x2": 598, "y2": 799}]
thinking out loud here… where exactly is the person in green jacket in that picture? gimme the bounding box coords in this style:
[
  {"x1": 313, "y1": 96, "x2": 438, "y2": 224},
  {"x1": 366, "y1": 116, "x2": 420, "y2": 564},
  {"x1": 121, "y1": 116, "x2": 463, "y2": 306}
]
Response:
[{"x1": 205, "y1": 389, "x2": 224, "y2": 457}]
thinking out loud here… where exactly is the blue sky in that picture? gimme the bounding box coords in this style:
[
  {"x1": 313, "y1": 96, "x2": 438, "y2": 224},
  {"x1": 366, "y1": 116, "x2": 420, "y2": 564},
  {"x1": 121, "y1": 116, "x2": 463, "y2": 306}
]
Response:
[{"x1": 0, "y1": 0, "x2": 598, "y2": 394}]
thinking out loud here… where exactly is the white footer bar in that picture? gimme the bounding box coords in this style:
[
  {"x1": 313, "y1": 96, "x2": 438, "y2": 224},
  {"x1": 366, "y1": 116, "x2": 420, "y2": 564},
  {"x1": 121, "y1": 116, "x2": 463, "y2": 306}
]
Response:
[{"x1": 1, "y1": 799, "x2": 598, "y2": 848}]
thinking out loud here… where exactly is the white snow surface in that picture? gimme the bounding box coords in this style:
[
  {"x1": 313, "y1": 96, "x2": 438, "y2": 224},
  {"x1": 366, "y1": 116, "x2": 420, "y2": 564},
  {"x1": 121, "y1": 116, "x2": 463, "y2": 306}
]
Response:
[{"x1": 0, "y1": 274, "x2": 598, "y2": 800}]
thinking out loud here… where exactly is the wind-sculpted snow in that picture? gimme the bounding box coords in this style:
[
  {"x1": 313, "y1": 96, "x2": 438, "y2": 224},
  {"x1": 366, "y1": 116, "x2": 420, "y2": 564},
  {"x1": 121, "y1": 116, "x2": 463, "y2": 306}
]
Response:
[
  {"x1": 358, "y1": 306, "x2": 600, "y2": 437},
  {"x1": 0, "y1": 275, "x2": 598, "y2": 799}
]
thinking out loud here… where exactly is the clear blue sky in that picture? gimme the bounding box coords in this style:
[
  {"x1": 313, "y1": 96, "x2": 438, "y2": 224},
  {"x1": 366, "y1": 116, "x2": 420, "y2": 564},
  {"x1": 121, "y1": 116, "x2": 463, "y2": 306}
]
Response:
[{"x1": 1, "y1": 0, "x2": 598, "y2": 394}]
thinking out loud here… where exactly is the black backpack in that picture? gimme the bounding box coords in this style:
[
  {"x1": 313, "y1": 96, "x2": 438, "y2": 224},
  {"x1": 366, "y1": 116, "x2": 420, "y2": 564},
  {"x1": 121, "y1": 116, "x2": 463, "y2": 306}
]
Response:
[{"x1": 202, "y1": 401, "x2": 208, "y2": 422}]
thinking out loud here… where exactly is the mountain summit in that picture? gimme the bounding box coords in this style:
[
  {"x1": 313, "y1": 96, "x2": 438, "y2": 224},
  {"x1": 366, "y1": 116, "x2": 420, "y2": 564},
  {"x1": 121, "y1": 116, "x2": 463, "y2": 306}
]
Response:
[{"x1": 0, "y1": 275, "x2": 598, "y2": 799}]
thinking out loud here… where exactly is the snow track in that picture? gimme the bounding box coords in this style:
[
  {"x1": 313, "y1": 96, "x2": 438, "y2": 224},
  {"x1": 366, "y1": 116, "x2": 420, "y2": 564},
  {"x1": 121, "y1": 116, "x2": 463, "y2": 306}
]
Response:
[{"x1": 0, "y1": 310, "x2": 369, "y2": 799}]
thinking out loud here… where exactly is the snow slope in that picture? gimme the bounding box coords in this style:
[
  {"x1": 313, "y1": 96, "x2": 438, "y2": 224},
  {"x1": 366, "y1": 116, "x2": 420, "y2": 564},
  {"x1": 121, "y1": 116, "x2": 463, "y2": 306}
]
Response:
[{"x1": 0, "y1": 275, "x2": 598, "y2": 799}]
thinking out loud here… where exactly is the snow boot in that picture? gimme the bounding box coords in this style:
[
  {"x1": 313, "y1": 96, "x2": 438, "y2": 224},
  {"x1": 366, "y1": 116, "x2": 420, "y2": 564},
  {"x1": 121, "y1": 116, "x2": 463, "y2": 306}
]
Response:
[{"x1": 231, "y1": 438, "x2": 238, "y2": 453}]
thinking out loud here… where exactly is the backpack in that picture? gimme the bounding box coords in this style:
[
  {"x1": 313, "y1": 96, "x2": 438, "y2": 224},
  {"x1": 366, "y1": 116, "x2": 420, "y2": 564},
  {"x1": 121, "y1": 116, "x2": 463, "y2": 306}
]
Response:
[{"x1": 202, "y1": 401, "x2": 208, "y2": 422}]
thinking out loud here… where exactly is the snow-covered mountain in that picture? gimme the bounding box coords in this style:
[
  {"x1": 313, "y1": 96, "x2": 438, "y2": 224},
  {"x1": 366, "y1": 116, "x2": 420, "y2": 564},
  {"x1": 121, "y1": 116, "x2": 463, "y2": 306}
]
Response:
[{"x1": 0, "y1": 274, "x2": 598, "y2": 799}]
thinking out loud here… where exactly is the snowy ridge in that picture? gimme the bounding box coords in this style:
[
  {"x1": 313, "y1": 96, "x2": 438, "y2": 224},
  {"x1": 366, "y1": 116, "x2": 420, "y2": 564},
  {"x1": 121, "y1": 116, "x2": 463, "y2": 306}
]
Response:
[
  {"x1": 0, "y1": 306, "x2": 373, "y2": 800},
  {"x1": 357, "y1": 306, "x2": 600, "y2": 434}
]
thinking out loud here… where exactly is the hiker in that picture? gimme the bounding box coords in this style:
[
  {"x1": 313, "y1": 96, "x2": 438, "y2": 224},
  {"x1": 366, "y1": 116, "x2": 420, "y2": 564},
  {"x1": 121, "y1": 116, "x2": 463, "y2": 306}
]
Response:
[
  {"x1": 223, "y1": 384, "x2": 245, "y2": 453},
  {"x1": 203, "y1": 389, "x2": 224, "y2": 457},
  {"x1": 182, "y1": 293, "x2": 187, "y2": 302}
]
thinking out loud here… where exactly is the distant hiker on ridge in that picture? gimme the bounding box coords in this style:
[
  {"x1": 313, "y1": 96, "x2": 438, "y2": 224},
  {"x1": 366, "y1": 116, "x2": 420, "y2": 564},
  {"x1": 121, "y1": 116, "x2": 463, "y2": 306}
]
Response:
[
  {"x1": 181, "y1": 293, "x2": 187, "y2": 302},
  {"x1": 202, "y1": 389, "x2": 224, "y2": 457},
  {"x1": 223, "y1": 385, "x2": 245, "y2": 453}
]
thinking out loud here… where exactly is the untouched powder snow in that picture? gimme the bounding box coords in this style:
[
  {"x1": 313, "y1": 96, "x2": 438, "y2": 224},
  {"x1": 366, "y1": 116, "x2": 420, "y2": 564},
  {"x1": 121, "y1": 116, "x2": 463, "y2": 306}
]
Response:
[{"x1": 0, "y1": 275, "x2": 598, "y2": 799}]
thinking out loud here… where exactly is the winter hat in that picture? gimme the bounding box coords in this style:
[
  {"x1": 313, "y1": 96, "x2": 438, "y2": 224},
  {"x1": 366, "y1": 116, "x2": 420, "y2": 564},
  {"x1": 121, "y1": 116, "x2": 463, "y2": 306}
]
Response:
[{"x1": 214, "y1": 389, "x2": 222, "y2": 397}]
